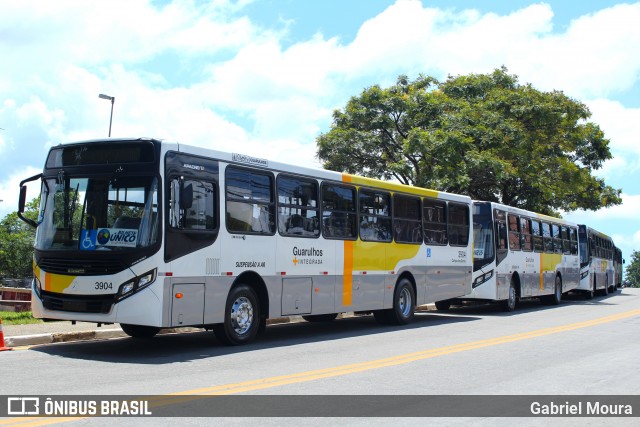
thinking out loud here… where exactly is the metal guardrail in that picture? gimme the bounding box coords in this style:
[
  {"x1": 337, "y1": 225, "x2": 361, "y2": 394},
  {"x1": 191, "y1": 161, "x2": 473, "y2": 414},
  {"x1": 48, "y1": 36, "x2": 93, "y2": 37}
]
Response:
[
  {"x1": 1, "y1": 278, "x2": 32, "y2": 288},
  {"x1": 0, "y1": 286, "x2": 31, "y2": 312}
]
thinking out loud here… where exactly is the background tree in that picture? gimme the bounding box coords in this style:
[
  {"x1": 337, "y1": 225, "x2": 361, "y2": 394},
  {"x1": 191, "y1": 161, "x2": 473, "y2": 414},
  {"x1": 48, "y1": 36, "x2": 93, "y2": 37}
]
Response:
[
  {"x1": 0, "y1": 198, "x2": 39, "y2": 278},
  {"x1": 625, "y1": 250, "x2": 640, "y2": 288},
  {"x1": 317, "y1": 67, "x2": 621, "y2": 215}
]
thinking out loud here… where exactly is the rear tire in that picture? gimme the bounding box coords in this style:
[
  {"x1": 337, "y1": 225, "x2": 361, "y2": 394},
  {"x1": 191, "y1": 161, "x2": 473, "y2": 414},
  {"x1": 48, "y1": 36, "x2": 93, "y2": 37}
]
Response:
[
  {"x1": 388, "y1": 278, "x2": 415, "y2": 325},
  {"x1": 546, "y1": 275, "x2": 562, "y2": 305},
  {"x1": 120, "y1": 324, "x2": 160, "y2": 339},
  {"x1": 373, "y1": 278, "x2": 415, "y2": 325},
  {"x1": 302, "y1": 313, "x2": 338, "y2": 322},
  {"x1": 602, "y1": 276, "x2": 609, "y2": 296},
  {"x1": 214, "y1": 284, "x2": 260, "y2": 345}
]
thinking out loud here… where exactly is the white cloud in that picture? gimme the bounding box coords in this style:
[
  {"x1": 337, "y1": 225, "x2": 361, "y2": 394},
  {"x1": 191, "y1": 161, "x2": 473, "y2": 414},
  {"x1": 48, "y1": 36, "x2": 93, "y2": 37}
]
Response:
[
  {"x1": 0, "y1": 166, "x2": 43, "y2": 218},
  {"x1": 1, "y1": 0, "x2": 640, "y2": 230},
  {"x1": 565, "y1": 193, "x2": 640, "y2": 223}
]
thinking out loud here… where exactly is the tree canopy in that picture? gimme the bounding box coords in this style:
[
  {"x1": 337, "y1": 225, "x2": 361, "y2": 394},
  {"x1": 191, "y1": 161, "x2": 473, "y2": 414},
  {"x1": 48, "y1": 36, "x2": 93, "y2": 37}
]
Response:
[
  {"x1": 625, "y1": 250, "x2": 640, "y2": 288},
  {"x1": 316, "y1": 67, "x2": 621, "y2": 215},
  {"x1": 0, "y1": 198, "x2": 38, "y2": 279}
]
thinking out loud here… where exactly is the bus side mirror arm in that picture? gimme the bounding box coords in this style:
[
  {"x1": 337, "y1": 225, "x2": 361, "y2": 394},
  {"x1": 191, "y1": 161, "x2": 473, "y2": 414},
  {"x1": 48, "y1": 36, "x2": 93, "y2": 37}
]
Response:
[{"x1": 18, "y1": 173, "x2": 43, "y2": 228}]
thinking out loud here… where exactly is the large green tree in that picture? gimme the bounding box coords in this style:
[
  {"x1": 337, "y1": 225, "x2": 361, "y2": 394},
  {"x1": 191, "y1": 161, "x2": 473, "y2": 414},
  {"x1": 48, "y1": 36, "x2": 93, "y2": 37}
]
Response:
[
  {"x1": 0, "y1": 199, "x2": 39, "y2": 278},
  {"x1": 625, "y1": 250, "x2": 640, "y2": 288},
  {"x1": 317, "y1": 67, "x2": 621, "y2": 215}
]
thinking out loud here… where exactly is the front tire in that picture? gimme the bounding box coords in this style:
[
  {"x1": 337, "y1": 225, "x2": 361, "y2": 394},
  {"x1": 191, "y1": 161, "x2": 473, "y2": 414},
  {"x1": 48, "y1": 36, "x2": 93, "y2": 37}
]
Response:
[
  {"x1": 120, "y1": 324, "x2": 160, "y2": 339},
  {"x1": 214, "y1": 285, "x2": 260, "y2": 345},
  {"x1": 503, "y1": 279, "x2": 518, "y2": 312},
  {"x1": 586, "y1": 277, "x2": 595, "y2": 300}
]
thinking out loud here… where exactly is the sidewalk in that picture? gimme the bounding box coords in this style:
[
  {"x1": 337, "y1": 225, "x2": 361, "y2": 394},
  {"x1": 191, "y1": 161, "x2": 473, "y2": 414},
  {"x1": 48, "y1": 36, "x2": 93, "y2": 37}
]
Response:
[
  {"x1": 2, "y1": 305, "x2": 435, "y2": 348},
  {"x1": 3, "y1": 321, "x2": 129, "y2": 347}
]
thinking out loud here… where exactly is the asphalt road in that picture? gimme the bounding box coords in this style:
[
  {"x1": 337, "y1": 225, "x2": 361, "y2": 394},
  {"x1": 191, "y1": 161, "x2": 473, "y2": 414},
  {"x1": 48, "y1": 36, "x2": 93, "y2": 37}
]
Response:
[{"x1": 1, "y1": 288, "x2": 639, "y2": 426}]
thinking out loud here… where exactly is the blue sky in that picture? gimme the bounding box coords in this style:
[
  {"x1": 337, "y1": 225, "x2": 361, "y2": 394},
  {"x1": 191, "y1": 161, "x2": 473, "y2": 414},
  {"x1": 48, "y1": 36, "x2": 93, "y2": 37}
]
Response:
[{"x1": 1, "y1": 0, "x2": 639, "y2": 263}]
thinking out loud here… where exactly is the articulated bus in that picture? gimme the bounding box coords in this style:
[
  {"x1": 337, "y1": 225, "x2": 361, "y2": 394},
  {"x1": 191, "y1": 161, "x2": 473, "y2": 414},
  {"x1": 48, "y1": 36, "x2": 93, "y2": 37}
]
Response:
[
  {"x1": 437, "y1": 201, "x2": 581, "y2": 311},
  {"x1": 577, "y1": 225, "x2": 617, "y2": 298},
  {"x1": 18, "y1": 138, "x2": 473, "y2": 345}
]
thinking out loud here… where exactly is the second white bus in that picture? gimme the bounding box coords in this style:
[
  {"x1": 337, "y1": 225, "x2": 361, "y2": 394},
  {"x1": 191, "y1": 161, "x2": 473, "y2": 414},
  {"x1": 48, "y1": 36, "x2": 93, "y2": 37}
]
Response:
[
  {"x1": 577, "y1": 225, "x2": 616, "y2": 298},
  {"x1": 437, "y1": 201, "x2": 581, "y2": 311}
]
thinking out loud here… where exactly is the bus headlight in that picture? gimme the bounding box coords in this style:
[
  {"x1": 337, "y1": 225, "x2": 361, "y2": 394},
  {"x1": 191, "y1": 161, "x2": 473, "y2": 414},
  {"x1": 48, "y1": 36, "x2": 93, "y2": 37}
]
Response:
[
  {"x1": 473, "y1": 269, "x2": 494, "y2": 288},
  {"x1": 117, "y1": 269, "x2": 157, "y2": 301},
  {"x1": 33, "y1": 276, "x2": 42, "y2": 297}
]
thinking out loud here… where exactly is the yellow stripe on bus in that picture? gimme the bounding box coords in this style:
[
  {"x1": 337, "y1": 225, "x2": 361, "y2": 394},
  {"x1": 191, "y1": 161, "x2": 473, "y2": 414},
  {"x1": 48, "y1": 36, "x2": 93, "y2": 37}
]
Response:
[{"x1": 343, "y1": 240, "x2": 353, "y2": 306}]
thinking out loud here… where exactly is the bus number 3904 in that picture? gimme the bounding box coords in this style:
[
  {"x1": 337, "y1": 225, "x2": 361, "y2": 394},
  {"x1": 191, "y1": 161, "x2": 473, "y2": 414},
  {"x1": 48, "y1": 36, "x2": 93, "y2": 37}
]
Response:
[{"x1": 95, "y1": 282, "x2": 113, "y2": 290}]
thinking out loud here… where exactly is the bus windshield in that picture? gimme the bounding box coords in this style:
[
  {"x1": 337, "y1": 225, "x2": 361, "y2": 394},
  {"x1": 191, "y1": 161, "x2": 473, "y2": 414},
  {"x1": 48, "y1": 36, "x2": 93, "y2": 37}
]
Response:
[
  {"x1": 473, "y1": 202, "x2": 495, "y2": 271},
  {"x1": 578, "y1": 225, "x2": 590, "y2": 267},
  {"x1": 35, "y1": 174, "x2": 159, "y2": 251}
]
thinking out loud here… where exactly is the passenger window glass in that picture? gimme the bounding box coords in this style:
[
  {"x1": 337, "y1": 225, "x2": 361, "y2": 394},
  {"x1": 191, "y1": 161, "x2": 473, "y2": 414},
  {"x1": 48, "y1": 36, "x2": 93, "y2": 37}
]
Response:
[
  {"x1": 520, "y1": 217, "x2": 532, "y2": 251},
  {"x1": 359, "y1": 189, "x2": 391, "y2": 242},
  {"x1": 448, "y1": 203, "x2": 469, "y2": 246},
  {"x1": 531, "y1": 220, "x2": 543, "y2": 252},
  {"x1": 394, "y1": 195, "x2": 422, "y2": 244},
  {"x1": 423, "y1": 199, "x2": 447, "y2": 245},
  {"x1": 542, "y1": 223, "x2": 553, "y2": 253},
  {"x1": 170, "y1": 179, "x2": 216, "y2": 230},
  {"x1": 508, "y1": 215, "x2": 521, "y2": 250},
  {"x1": 321, "y1": 184, "x2": 357, "y2": 239},
  {"x1": 226, "y1": 167, "x2": 275, "y2": 234},
  {"x1": 277, "y1": 175, "x2": 319, "y2": 237}
]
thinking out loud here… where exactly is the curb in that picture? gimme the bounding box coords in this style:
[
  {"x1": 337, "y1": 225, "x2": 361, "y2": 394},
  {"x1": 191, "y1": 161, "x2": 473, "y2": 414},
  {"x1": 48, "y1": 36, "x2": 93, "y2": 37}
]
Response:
[{"x1": 5, "y1": 304, "x2": 436, "y2": 347}]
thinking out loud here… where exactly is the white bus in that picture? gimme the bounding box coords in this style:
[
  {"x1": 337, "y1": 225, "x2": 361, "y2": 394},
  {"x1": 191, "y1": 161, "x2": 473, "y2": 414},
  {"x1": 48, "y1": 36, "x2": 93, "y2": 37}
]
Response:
[
  {"x1": 577, "y1": 225, "x2": 616, "y2": 298},
  {"x1": 436, "y1": 201, "x2": 581, "y2": 311},
  {"x1": 19, "y1": 138, "x2": 473, "y2": 345}
]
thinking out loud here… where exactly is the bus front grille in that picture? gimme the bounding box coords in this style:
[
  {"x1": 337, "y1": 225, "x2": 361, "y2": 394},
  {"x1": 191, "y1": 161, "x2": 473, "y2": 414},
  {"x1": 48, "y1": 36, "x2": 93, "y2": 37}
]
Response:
[
  {"x1": 38, "y1": 257, "x2": 127, "y2": 276},
  {"x1": 40, "y1": 291, "x2": 116, "y2": 314}
]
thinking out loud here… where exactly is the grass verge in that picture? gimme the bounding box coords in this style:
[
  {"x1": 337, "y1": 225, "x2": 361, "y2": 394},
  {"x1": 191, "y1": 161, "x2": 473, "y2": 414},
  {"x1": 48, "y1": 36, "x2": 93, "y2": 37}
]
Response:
[{"x1": 0, "y1": 311, "x2": 42, "y2": 325}]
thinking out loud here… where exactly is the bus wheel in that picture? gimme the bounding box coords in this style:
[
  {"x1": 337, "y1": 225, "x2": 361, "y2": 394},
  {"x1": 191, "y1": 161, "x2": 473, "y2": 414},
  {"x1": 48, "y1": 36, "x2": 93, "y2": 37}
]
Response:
[
  {"x1": 435, "y1": 300, "x2": 451, "y2": 311},
  {"x1": 546, "y1": 275, "x2": 562, "y2": 305},
  {"x1": 503, "y1": 280, "x2": 518, "y2": 312},
  {"x1": 214, "y1": 284, "x2": 260, "y2": 345},
  {"x1": 373, "y1": 279, "x2": 415, "y2": 325},
  {"x1": 586, "y1": 278, "x2": 595, "y2": 300},
  {"x1": 120, "y1": 324, "x2": 161, "y2": 339},
  {"x1": 302, "y1": 314, "x2": 338, "y2": 322},
  {"x1": 389, "y1": 278, "x2": 415, "y2": 325}
]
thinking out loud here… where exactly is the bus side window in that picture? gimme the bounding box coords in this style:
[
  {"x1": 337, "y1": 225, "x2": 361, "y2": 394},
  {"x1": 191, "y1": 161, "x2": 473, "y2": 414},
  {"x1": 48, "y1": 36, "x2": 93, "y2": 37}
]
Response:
[
  {"x1": 393, "y1": 195, "x2": 422, "y2": 244},
  {"x1": 277, "y1": 174, "x2": 320, "y2": 238},
  {"x1": 551, "y1": 224, "x2": 562, "y2": 254},
  {"x1": 423, "y1": 198, "x2": 447, "y2": 245},
  {"x1": 508, "y1": 214, "x2": 521, "y2": 251},
  {"x1": 448, "y1": 203, "x2": 470, "y2": 246},
  {"x1": 359, "y1": 189, "x2": 392, "y2": 242},
  {"x1": 569, "y1": 227, "x2": 578, "y2": 255},
  {"x1": 321, "y1": 183, "x2": 357, "y2": 239},
  {"x1": 170, "y1": 178, "x2": 216, "y2": 231},
  {"x1": 520, "y1": 217, "x2": 532, "y2": 251},
  {"x1": 531, "y1": 220, "x2": 543, "y2": 252},
  {"x1": 542, "y1": 222, "x2": 552, "y2": 253},
  {"x1": 226, "y1": 167, "x2": 275, "y2": 235},
  {"x1": 495, "y1": 213, "x2": 508, "y2": 265}
]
